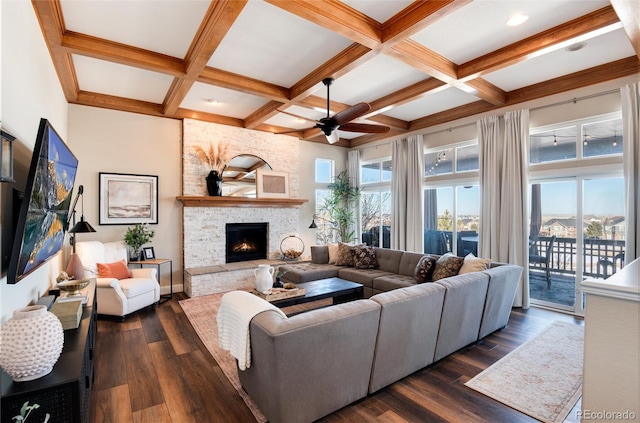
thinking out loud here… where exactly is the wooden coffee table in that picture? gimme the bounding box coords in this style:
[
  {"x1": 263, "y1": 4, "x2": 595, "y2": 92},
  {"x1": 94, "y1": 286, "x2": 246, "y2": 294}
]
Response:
[{"x1": 269, "y1": 277, "x2": 363, "y2": 308}]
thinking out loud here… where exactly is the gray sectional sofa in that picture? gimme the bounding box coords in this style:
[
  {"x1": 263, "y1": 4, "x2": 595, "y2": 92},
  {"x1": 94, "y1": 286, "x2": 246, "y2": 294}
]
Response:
[{"x1": 238, "y1": 245, "x2": 523, "y2": 423}]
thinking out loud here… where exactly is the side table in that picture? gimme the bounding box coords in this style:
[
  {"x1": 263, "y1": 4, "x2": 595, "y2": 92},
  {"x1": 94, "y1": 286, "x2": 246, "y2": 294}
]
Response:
[{"x1": 133, "y1": 258, "x2": 173, "y2": 304}]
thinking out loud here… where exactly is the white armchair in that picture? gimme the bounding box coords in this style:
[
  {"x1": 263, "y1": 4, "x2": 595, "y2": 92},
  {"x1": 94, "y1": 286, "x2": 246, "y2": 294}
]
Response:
[{"x1": 75, "y1": 241, "x2": 160, "y2": 318}]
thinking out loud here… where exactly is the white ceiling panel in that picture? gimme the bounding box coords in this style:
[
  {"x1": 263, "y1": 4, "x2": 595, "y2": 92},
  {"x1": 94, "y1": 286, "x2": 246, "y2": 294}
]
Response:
[
  {"x1": 411, "y1": 0, "x2": 610, "y2": 64},
  {"x1": 341, "y1": 0, "x2": 413, "y2": 23},
  {"x1": 207, "y1": 1, "x2": 353, "y2": 87},
  {"x1": 385, "y1": 87, "x2": 479, "y2": 121},
  {"x1": 73, "y1": 55, "x2": 174, "y2": 103},
  {"x1": 484, "y1": 29, "x2": 635, "y2": 91},
  {"x1": 266, "y1": 105, "x2": 326, "y2": 130},
  {"x1": 61, "y1": 0, "x2": 210, "y2": 59},
  {"x1": 331, "y1": 55, "x2": 428, "y2": 104},
  {"x1": 181, "y1": 82, "x2": 268, "y2": 119}
]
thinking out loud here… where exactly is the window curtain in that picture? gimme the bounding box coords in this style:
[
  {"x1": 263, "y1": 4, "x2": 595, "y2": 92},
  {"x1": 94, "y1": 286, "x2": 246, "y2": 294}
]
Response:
[
  {"x1": 391, "y1": 135, "x2": 424, "y2": 252},
  {"x1": 478, "y1": 110, "x2": 530, "y2": 308},
  {"x1": 347, "y1": 150, "x2": 361, "y2": 244},
  {"x1": 621, "y1": 83, "x2": 639, "y2": 262}
]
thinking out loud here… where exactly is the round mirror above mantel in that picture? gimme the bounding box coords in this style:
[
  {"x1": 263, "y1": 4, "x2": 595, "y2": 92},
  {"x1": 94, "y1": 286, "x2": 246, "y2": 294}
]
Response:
[{"x1": 222, "y1": 154, "x2": 271, "y2": 197}]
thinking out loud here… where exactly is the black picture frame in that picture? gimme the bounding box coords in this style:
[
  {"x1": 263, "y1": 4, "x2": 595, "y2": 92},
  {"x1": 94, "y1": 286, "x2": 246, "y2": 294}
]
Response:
[
  {"x1": 143, "y1": 246, "x2": 155, "y2": 260},
  {"x1": 99, "y1": 172, "x2": 158, "y2": 225}
]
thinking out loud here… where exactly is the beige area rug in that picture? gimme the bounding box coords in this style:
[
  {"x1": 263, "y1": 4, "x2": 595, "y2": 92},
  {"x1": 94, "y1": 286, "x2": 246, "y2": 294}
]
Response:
[
  {"x1": 179, "y1": 291, "x2": 332, "y2": 423},
  {"x1": 465, "y1": 321, "x2": 584, "y2": 423}
]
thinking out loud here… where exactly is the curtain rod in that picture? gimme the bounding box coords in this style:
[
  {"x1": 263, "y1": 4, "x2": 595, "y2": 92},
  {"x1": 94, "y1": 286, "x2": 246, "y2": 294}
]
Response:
[{"x1": 357, "y1": 88, "x2": 620, "y2": 151}]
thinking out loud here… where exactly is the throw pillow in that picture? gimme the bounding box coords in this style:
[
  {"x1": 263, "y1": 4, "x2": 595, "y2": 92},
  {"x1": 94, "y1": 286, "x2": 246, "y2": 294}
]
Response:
[
  {"x1": 97, "y1": 259, "x2": 132, "y2": 279},
  {"x1": 432, "y1": 253, "x2": 465, "y2": 281},
  {"x1": 327, "y1": 243, "x2": 339, "y2": 264},
  {"x1": 335, "y1": 242, "x2": 366, "y2": 266},
  {"x1": 414, "y1": 255, "x2": 437, "y2": 283},
  {"x1": 353, "y1": 246, "x2": 379, "y2": 269},
  {"x1": 458, "y1": 253, "x2": 492, "y2": 274}
]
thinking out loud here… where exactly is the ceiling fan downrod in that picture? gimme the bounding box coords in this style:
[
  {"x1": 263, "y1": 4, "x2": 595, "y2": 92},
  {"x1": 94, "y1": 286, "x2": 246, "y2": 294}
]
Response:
[{"x1": 322, "y1": 77, "x2": 333, "y2": 119}]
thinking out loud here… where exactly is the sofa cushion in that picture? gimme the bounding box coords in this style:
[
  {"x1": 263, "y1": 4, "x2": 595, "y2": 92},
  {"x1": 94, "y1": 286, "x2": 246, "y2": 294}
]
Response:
[
  {"x1": 327, "y1": 243, "x2": 339, "y2": 264},
  {"x1": 353, "y1": 246, "x2": 379, "y2": 269},
  {"x1": 459, "y1": 253, "x2": 492, "y2": 274},
  {"x1": 118, "y1": 277, "x2": 159, "y2": 298},
  {"x1": 335, "y1": 242, "x2": 366, "y2": 266},
  {"x1": 97, "y1": 259, "x2": 132, "y2": 280},
  {"x1": 397, "y1": 251, "x2": 427, "y2": 277},
  {"x1": 338, "y1": 268, "x2": 395, "y2": 288},
  {"x1": 372, "y1": 274, "x2": 416, "y2": 292},
  {"x1": 280, "y1": 262, "x2": 340, "y2": 284},
  {"x1": 414, "y1": 255, "x2": 437, "y2": 283},
  {"x1": 432, "y1": 253, "x2": 464, "y2": 281},
  {"x1": 310, "y1": 245, "x2": 329, "y2": 264},
  {"x1": 373, "y1": 248, "x2": 404, "y2": 273}
]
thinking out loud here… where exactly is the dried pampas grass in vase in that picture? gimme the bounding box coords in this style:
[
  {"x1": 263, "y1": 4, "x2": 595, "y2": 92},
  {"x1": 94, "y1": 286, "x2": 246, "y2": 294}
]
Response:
[{"x1": 194, "y1": 141, "x2": 230, "y2": 196}]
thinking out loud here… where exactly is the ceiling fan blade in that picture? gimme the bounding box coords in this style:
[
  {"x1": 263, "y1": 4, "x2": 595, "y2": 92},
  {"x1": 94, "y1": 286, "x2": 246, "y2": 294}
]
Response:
[
  {"x1": 276, "y1": 109, "x2": 320, "y2": 124},
  {"x1": 325, "y1": 131, "x2": 340, "y2": 144},
  {"x1": 338, "y1": 122, "x2": 390, "y2": 134},
  {"x1": 332, "y1": 102, "x2": 371, "y2": 125}
]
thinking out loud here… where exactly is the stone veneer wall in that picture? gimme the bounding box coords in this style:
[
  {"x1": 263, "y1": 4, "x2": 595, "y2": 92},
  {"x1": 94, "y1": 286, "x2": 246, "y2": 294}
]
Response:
[{"x1": 182, "y1": 119, "x2": 302, "y2": 295}]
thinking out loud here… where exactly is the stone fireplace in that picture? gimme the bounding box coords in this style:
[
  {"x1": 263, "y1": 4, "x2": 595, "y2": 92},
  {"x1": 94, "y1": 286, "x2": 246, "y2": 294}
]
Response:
[{"x1": 181, "y1": 119, "x2": 305, "y2": 296}]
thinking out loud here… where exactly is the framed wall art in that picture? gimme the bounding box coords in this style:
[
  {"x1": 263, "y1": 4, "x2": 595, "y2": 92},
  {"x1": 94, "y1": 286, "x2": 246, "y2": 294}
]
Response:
[
  {"x1": 256, "y1": 169, "x2": 289, "y2": 198},
  {"x1": 99, "y1": 172, "x2": 158, "y2": 225}
]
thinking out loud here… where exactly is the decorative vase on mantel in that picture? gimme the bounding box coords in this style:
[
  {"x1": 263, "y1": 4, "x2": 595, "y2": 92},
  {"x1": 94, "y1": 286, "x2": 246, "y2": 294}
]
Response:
[
  {"x1": 206, "y1": 170, "x2": 223, "y2": 196},
  {"x1": 0, "y1": 305, "x2": 64, "y2": 382}
]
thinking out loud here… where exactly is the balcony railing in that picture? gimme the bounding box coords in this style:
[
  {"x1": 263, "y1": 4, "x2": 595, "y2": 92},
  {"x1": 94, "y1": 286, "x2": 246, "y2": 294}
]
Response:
[{"x1": 529, "y1": 236, "x2": 625, "y2": 279}]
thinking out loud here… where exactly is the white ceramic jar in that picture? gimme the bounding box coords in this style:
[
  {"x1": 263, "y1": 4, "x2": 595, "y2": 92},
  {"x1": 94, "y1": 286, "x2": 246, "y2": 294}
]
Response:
[
  {"x1": 0, "y1": 305, "x2": 64, "y2": 381},
  {"x1": 254, "y1": 264, "x2": 274, "y2": 294}
]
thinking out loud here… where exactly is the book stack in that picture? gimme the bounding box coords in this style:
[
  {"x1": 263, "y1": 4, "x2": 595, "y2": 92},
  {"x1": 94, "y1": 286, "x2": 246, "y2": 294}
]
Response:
[{"x1": 50, "y1": 299, "x2": 83, "y2": 330}]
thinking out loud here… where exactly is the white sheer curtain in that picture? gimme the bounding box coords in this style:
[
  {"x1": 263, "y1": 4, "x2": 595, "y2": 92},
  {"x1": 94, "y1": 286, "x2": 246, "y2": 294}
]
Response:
[
  {"x1": 347, "y1": 150, "x2": 361, "y2": 244},
  {"x1": 621, "y1": 83, "x2": 640, "y2": 262},
  {"x1": 478, "y1": 115, "x2": 502, "y2": 260},
  {"x1": 391, "y1": 135, "x2": 424, "y2": 252},
  {"x1": 478, "y1": 110, "x2": 530, "y2": 307},
  {"x1": 501, "y1": 110, "x2": 530, "y2": 307}
]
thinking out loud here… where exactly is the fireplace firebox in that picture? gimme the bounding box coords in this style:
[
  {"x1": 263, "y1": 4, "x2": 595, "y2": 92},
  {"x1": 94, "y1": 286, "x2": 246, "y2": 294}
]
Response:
[{"x1": 225, "y1": 223, "x2": 268, "y2": 263}]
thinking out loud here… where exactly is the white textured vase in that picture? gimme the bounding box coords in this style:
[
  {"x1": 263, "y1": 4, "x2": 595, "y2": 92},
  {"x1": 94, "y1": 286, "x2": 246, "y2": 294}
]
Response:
[
  {"x1": 254, "y1": 264, "x2": 274, "y2": 294},
  {"x1": 0, "y1": 305, "x2": 64, "y2": 382}
]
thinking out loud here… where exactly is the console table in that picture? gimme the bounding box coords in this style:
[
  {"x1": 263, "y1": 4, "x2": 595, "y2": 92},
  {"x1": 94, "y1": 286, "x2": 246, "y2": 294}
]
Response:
[{"x1": 0, "y1": 280, "x2": 97, "y2": 423}]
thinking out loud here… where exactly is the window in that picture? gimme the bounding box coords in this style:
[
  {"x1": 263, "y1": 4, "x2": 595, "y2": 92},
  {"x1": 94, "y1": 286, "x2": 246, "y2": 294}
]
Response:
[
  {"x1": 315, "y1": 159, "x2": 334, "y2": 183},
  {"x1": 530, "y1": 115, "x2": 622, "y2": 165},
  {"x1": 314, "y1": 189, "x2": 334, "y2": 244},
  {"x1": 456, "y1": 144, "x2": 479, "y2": 172},
  {"x1": 361, "y1": 191, "x2": 391, "y2": 248},
  {"x1": 361, "y1": 159, "x2": 392, "y2": 184},
  {"x1": 425, "y1": 141, "x2": 478, "y2": 177}
]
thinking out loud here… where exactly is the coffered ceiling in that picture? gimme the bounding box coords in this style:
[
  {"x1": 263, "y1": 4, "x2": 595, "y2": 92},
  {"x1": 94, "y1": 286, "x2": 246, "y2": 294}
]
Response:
[{"x1": 33, "y1": 0, "x2": 639, "y2": 148}]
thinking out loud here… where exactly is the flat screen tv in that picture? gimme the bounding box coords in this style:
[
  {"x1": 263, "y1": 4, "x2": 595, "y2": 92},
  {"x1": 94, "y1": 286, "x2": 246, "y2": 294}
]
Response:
[{"x1": 7, "y1": 118, "x2": 78, "y2": 284}]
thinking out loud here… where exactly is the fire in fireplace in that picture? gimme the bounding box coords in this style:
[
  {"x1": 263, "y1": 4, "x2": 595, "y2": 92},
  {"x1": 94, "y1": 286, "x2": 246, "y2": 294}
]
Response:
[{"x1": 225, "y1": 223, "x2": 268, "y2": 263}]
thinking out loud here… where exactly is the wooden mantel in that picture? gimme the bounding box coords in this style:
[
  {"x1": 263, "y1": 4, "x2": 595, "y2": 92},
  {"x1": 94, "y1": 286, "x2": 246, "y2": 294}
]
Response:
[{"x1": 177, "y1": 196, "x2": 308, "y2": 208}]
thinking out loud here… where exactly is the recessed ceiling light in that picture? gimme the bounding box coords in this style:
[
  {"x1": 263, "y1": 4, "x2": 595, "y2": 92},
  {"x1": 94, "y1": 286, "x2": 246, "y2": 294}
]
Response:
[
  {"x1": 506, "y1": 14, "x2": 529, "y2": 27},
  {"x1": 206, "y1": 98, "x2": 218, "y2": 104},
  {"x1": 565, "y1": 42, "x2": 586, "y2": 52}
]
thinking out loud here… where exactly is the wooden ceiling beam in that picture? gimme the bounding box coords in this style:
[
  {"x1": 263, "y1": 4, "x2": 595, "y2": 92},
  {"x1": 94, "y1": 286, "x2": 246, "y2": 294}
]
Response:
[
  {"x1": 199, "y1": 68, "x2": 290, "y2": 102},
  {"x1": 174, "y1": 108, "x2": 245, "y2": 128},
  {"x1": 31, "y1": 0, "x2": 79, "y2": 101},
  {"x1": 458, "y1": 6, "x2": 622, "y2": 80},
  {"x1": 62, "y1": 31, "x2": 185, "y2": 77},
  {"x1": 163, "y1": 0, "x2": 247, "y2": 116},
  {"x1": 245, "y1": 101, "x2": 286, "y2": 129},
  {"x1": 464, "y1": 78, "x2": 507, "y2": 106},
  {"x1": 74, "y1": 91, "x2": 164, "y2": 116},
  {"x1": 382, "y1": 0, "x2": 472, "y2": 45},
  {"x1": 266, "y1": 0, "x2": 382, "y2": 49},
  {"x1": 386, "y1": 40, "x2": 458, "y2": 83},
  {"x1": 609, "y1": 0, "x2": 640, "y2": 58},
  {"x1": 368, "y1": 78, "x2": 447, "y2": 114}
]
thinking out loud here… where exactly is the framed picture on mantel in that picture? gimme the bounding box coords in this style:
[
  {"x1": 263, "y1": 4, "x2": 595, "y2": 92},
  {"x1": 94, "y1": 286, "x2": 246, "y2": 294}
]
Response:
[
  {"x1": 256, "y1": 169, "x2": 289, "y2": 199},
  {"x1": 99, "y1": 172, "x2": 158, "y2": 225}
]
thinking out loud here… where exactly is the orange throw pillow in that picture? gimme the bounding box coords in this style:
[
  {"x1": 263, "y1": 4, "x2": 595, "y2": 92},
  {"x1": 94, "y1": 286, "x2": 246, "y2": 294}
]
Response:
[{"x1": 97, "y1": 259, "x2": 132, "y2": 279}]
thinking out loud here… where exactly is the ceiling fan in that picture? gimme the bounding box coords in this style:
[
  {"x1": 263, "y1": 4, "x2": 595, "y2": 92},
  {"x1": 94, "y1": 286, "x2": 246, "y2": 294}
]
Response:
[{"x1": 278, "y1": 77, "x2": 390, "y2": 144}]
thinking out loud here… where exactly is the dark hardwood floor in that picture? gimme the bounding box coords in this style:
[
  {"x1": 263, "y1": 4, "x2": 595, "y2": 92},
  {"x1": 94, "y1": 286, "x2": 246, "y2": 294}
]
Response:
[{"x1": 90, "y1": 293, "x2": 583, "y2": 423}]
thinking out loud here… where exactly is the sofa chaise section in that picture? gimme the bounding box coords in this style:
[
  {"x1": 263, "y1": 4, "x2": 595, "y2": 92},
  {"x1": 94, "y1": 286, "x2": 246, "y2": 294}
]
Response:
[
  {"x1": 368, "y1": 282, "x2": 446, "y2": 393},
  {"x1": 238, "y1": 299, "x2": 382, "y2": 423},
  {"x1": 478, "y1": 264, "x2": 523, "y2": 339}
]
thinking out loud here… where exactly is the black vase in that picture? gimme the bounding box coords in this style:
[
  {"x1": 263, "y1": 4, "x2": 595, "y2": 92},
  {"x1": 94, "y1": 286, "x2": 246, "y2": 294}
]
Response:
[{"x1": 206, "y1": 170, "x2": 223, "y2": 196}]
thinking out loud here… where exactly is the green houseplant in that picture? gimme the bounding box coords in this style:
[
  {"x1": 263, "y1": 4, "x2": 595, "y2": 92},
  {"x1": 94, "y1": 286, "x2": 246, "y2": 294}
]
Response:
[
  {"x1": 321, "y1": 170, "x2": 361, "y2": 243},
  {"x1": 124, "y1": 223, "x2": 155, "y2": 261}
]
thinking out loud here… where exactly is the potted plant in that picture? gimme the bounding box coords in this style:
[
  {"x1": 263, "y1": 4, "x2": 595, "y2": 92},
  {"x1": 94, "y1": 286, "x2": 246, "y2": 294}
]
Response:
[
  {"x1": 124, "y1": 223, "x2": 155, "y2": 261},
  {"x1": 321, "y1": 170, "x2": 361, "y2": 243},
  {"x1": 193, "y1": 141, "x2": 230, "y2": 196}
]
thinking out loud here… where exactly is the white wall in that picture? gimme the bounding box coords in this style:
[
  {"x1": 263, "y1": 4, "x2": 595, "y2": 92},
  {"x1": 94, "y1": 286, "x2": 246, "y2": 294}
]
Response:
[
  {"x1": 67, "y1": 105, "x2": 182, "y2": 295},
  {"x1": 1, "y1": 1, "x2": 69, "y2": 323}
]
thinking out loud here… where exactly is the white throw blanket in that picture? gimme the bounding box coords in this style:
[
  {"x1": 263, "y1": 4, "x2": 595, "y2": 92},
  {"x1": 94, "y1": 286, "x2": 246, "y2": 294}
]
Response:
[{"x1": 217, "y1": 290, "x2": 287, "y2": 370}]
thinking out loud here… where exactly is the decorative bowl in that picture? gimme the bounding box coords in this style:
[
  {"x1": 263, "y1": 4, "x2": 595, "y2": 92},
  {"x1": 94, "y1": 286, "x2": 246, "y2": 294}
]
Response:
[{"x1": 56, "y1": 279, "x2": 90, "y2": 296}]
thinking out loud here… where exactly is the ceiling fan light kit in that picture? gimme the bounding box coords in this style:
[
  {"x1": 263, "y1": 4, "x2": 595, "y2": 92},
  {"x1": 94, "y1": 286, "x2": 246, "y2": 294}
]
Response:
[{"x1": 277, "y1": 77, "x2": 390, "y2": 144}]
